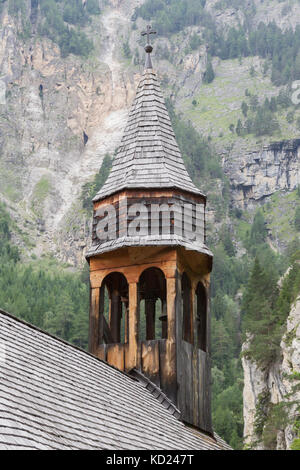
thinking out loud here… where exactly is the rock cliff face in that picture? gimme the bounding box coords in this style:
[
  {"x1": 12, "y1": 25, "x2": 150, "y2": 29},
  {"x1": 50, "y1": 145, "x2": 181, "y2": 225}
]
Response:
[
  {"x1": 0, "y1": 1, "x2": 139, "y2": 265},
  {"x1": 243, "y1": 296, "x2": 300, "y2": 450},
  {"x1": 225, "y1": 139, "x2": 300, "y2": 209},
  {"x1": 0, "y1": 0, "x2": 299, "y2": 267}
]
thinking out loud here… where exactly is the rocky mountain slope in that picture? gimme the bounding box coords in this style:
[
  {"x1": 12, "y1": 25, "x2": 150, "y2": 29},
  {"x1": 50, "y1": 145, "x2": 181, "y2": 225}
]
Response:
[
  {"x1": 243, "y1": 294, "x2": 300, "y2": 450},
  {"x1": 0, "y1": 0, "x2": 140, "y2": 264},
  {"x1": 0, "y1": 0, "x2": 299, "y2": 449},
  {"x1": 0, "y1": 0, "x2": 299, "y2": 265}
]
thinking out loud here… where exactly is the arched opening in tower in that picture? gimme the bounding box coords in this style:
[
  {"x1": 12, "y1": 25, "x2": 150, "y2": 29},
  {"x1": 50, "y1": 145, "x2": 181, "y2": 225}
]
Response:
[
  {"x1": 196, "y1": 282, "x2": 207, "y2": 352},
  {"x1": 100, "y1": 272, "x2": 129, "y2": 344},
  {"x1": 182, "y1": 272, "x2": 192, "y2": 344},
  {"x1": 138, "y1": 267, "x2": 167, "y2": 341}
]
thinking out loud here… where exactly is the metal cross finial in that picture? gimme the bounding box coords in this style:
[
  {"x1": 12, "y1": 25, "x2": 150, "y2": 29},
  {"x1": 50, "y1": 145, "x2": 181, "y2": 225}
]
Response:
[
  {"x1": 141, "y1": 25, "x2": 157, "y2": 69},
  {"x1": 141, "y1": 25, "x2": 157, "y2": 45}
]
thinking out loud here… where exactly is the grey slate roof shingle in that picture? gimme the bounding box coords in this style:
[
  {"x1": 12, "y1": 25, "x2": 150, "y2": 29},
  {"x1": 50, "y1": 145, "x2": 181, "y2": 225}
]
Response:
[
  {"x1": 93, "y1": 69, "x2": 204, "y2": 202},
  {"x1": 0, "y1": 309, "x2": 230, "y2": 450}
]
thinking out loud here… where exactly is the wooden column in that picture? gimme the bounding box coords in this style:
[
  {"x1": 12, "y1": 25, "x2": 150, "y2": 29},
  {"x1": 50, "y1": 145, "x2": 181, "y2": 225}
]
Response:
[
  {"x1": 89, "y1": 287, "x2": 100, "y2": 354},
  {"x1": 160, "y1": 276, "x2": 177, "y2": 403},
  {"x1": 125, "y1": 282, "x2": 139, "y2": 371}
]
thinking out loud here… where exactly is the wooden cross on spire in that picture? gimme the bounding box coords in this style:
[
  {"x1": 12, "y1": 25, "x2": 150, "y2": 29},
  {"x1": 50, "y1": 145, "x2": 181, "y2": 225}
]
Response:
[{"x1": 141, "y1": 25, "x2": 157, "y2": 69}]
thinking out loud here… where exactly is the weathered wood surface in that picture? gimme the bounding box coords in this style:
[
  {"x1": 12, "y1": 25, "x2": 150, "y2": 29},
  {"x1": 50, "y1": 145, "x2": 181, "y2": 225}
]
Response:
[
  {"x1": 89, "y1": 288, "x2": 99, "y2": 354},
  {"x1": 89, "y1": 246, "x2": 213, "y2": 434},
  {"x1": 107, "y1": 343, "x2": 125, "y2": 371},
  {"x1": 141, "y1": 340, "x2": 160, "y2": 387},
  {"x1": 198, "y1": 349, "x2": 213, "y2": 433}
]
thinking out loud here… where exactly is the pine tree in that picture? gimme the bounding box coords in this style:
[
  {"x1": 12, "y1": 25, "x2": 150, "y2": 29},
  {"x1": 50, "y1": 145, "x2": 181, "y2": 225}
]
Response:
[
  {"x1": 203, "y1": 59, "x2": 215, "y2": 84},
  {"x1": 295, "y1": 206, "x2": 300, "y2": 231},
  {"x1": 241, "y1": 101, "x2": 248, "y2": 117}
]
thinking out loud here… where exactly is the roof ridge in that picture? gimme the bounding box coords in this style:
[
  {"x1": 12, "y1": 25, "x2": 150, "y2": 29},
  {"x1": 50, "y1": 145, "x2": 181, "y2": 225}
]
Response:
[{"x1": 129, "y1": 369, "x2": 181, "y2": 419}]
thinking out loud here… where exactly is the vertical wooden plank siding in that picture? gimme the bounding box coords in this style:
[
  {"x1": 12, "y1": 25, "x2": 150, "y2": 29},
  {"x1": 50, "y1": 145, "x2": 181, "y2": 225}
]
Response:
[
  {"x1": 141, "y1": 340, "x2": 160, "y2": 387},
  {"x1": 192, "y1": 287, "x2": 199, "y2": 426},
  {"x1": 97, "y1": 344, "x2": 107, "y2": 361},
  {"x1": 107, "y1": 344, "x2": 125, "y2": 371},
  {"x1": 198, "y1": 349, "x2": 213, "y2": 433}
]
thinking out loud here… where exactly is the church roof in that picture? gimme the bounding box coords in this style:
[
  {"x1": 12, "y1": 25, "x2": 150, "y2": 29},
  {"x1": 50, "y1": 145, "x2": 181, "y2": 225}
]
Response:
[
  {"x1": 93, "y1": 69, "x2": 204, "y2": 202},
  {"x1": 0, "y1": 309, "x2": 230, "y2": 450}
]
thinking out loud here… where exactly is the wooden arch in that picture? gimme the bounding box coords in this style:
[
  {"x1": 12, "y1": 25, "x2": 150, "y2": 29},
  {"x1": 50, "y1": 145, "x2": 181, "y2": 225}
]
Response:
[{"x1": 100, "y1": 272, "x2": 129, "y2": 344}]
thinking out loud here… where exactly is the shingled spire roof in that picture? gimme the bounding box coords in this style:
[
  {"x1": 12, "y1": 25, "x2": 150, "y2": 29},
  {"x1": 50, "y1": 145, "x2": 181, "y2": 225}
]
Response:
[{"x1": 93, "y1": 37, "x2": 204, "y2": 202}]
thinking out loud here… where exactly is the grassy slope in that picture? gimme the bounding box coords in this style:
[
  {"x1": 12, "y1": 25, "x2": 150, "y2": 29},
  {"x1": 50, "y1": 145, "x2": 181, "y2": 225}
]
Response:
[
  {"x1": 235, "y1": 189, "x2": 300, "y2": 249},
  {"x1": 178, "y1": 57, "x2": 300, "y2": 152}
]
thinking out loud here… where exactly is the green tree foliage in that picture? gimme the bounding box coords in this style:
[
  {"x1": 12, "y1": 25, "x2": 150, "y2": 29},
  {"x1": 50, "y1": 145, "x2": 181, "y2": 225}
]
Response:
[
  {"x1": 242, "y1": 250, "x2": 300, "y2": 367},
  {"x1": 122, "y1": 40, "x2": 131, "y2": 59},
  {"x1": 133, "y1": 0, "x2": 207, "y2": 35},
  {"x1": 203, "y1": 58, "x2": 215, "y2": 84},
  {"x1": 241, "y1": 101, "x2": 248, "y2": 117},
  {"x1": 210, "y1": 243, "x2": 249, "y2": 449},
  {"x1": 135, "y1": 3, "x2": 300, "y2": 86},
  {"x1": 63, "y1": 0, "x2": 88, "y2": 26},
  {"x1": 81, "y1": 153, "x2": 112, "y2": 210},
  {"x1": 209, "y1": 22, "x2": 300, "y2": 86},
  {"x1": 189, "y1": 33, "x2": 201, "y2": 50},
  {"x1": 249, "y1": 210, "x2": 267, "y2": 246},
  {"x1": 8, "y1": 0, "x2": 25, "y2": 15},
  {"x1": 295, "y1": 205, "x2": 300, "y2": 231},
  {"x1": 0, "y1": 203, "x2": 20, "y2": 263},
  {"x1": 242, "y1": 258, "x2": 280, "y2": 366},
  {"x1": 165, "y1": 99, "x2": 222, "y2": 180},
  {"x1": 6, "y1": 0, "x2": 100, "y2": 58},
  {"x1": 291, "y1": 418, "x2": 300, "y2": 450},
  {"x1": 39, "y1": 0, "x2": 95, "y2": 58},
  {"x1": 0, "y1": 203, "x2": 89, "y2": 349},
  {"x1": 86, "y1": 0, "x2": 100, "y2": 15}
]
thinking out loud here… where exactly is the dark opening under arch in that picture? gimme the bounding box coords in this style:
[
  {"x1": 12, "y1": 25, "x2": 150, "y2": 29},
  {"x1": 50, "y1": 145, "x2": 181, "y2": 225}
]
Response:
[
  {"x1": 100, "y1": 272, "x2": 129, "y2": 344},
  {"x1": 138, "y1": 267, "x2": 167, "y2": 341}
]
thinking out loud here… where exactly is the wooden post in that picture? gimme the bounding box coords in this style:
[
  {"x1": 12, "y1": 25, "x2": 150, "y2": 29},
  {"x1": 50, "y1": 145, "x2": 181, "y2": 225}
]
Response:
[
  {"x1": 89, "y1": 287, "x2": 100, "y2": 354},
  {"x1": 125, "y1": 282, "x2": 139, "y2": 371},
  {"x1": 160, "y1": 276, "x2": 177, "y2": 403},
  {"x1": 99, "y1": 284, "x2": 105, "y2": 344}
]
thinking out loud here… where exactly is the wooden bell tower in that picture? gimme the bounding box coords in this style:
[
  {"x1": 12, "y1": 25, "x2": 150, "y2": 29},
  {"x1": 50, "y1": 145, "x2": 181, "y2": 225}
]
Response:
[{"x1": 86, "y1": 27, "x2": 213, "y2": 434}]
